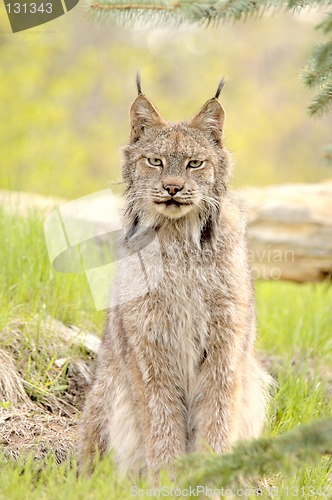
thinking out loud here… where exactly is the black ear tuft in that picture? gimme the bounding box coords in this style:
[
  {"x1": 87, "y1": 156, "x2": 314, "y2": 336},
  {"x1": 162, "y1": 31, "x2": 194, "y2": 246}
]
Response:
[
  {"x1": 214, "y1": 78, "x2": 225, "y2": 99},
  {"x1": 136, "y1": 72, "x2": 142, "y2": 96}
]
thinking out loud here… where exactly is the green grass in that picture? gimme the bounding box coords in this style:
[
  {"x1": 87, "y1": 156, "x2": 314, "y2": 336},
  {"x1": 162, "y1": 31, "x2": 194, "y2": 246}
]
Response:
[
  {"x1": 256, "y1": 280, "x2": 332, "y2": 362},
  {"x1": 0, "y1": 207, "x2": 104, "y2": 331},
  {"x1": 0, "y1": 206, "x2": 105, "y2": 406},
  {"x1": 0, "y1": 208, "x2": 331, "y2": 498}
]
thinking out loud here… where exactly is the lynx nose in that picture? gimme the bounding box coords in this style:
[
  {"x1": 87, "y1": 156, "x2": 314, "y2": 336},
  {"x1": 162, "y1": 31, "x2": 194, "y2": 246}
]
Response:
[{"x1": 163, "y1": 182, "x2": 184, "y2": 196}]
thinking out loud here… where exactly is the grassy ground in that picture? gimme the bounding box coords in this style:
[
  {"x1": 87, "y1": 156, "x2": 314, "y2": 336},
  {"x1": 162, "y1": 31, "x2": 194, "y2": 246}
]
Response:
[{"x1": 0, "y1": 207, "x2": 331, "y2": 498}]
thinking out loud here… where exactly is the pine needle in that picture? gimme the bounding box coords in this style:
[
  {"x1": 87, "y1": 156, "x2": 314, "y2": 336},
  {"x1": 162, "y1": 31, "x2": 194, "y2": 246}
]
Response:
[{"x1": 176, "y1": 419, "x2": 332, "y2": 489}]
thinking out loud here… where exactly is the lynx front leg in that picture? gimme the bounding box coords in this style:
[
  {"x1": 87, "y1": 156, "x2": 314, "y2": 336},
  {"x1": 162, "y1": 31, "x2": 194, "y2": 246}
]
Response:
[
  {"x1": 78, "y1": 376, "x2": 114, "y2": 474},
  {"x1": 193, "y1": 328, "x2": 245, "y2": 454},
  {"x1": 79, "y1": 364, "x2": 147, "y2": 475},
  {"x1": 196, "y1": 361, "x2": 243, "y2": 453},
  {"x1": 146, "y1": 383, "x2": 187, "y2": 474},
  {"x1": 128, "y1": 337, "x2": 187, "y2": 477}
]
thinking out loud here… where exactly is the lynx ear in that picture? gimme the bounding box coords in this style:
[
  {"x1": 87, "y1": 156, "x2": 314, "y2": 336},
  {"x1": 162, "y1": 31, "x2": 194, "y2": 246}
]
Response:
[
  {"x1": 129, "y1": 95, "x2": 164, "y2": 143},
  {"x1": 190, "y1": 98, "x2": 225, "y2": 146}
]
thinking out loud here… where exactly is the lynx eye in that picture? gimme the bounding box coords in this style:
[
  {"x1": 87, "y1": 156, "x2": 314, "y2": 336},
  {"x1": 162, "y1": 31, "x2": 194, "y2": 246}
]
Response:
[
  {"x1": 147, "y1": 158, "x2": 163, "y2": 167},
  {"x1": 187, "y1": 160, "x2": 204, "y2": 169}
]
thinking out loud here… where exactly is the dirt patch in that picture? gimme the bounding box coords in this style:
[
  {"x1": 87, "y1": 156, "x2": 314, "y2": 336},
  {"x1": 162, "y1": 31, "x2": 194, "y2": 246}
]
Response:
[
  {"x1": 0, "y1": 354, "x2": 92, "y2": 463},
  {"x1": 0, "y1": 407, "x2": 76, "y2": 463},
  {"x1": 0, "y1": 315, "x2": 97, "y2": 462}
]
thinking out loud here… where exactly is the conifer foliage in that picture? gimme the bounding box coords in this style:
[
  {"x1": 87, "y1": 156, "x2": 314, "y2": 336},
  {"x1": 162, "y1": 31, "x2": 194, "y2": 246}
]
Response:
[
  {"x1": 303, "y1": 12, "x2": 332, "y2": 115},
  {"x1": 88, "y1": 0, "x2": 332, "y2": 116},
  {"x1": 176, "y1": 419, "x2": 332, "y2": 491}
]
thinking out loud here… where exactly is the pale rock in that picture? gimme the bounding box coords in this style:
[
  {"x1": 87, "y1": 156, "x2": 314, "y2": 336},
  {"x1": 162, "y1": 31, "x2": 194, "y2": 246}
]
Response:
[{"x1": 237, "y1": 180, "x2": 332, "y2": 282}]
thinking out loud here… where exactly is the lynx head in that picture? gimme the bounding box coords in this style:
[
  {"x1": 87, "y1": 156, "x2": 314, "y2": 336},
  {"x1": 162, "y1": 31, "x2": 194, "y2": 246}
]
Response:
[{"x1": 122, "y1": 75, "x2": 232, "y2": 241}]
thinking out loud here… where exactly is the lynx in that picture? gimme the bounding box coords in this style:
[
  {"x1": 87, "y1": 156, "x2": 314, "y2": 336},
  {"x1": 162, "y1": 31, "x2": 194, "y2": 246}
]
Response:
[{"x1": 78, "y1": 76, "x2": 272, "y2": 477}]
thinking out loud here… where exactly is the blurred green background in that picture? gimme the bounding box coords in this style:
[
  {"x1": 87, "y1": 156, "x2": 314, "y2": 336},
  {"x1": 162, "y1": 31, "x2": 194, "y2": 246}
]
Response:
[{"x1": 0, "y1": 4, "x2": 331, "y2": 199}]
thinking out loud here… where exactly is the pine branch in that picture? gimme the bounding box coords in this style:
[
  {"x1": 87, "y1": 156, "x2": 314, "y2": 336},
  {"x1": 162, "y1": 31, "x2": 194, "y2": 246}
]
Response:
[
  {"x1": 313, "y1": 41, "x2": 332, "y2": 72},
  {"x1": 317, "y1": 12, "x2": 332, "y2": 35},
  {"x1": 307, "y1": 83, "x2": 332, "y2": 116},
  {"x1": 176, "y1": 419, "x2": 332, "y2": 489},
  {"x1": 306, "y1": 10, "x2": 332, "y2": 115},
  {"x1": 302, "y1": 41, "x2": 332, "y2": 88},
  {"x1": 87, "y1": 0, "x2": 332, "y2": 25}
]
